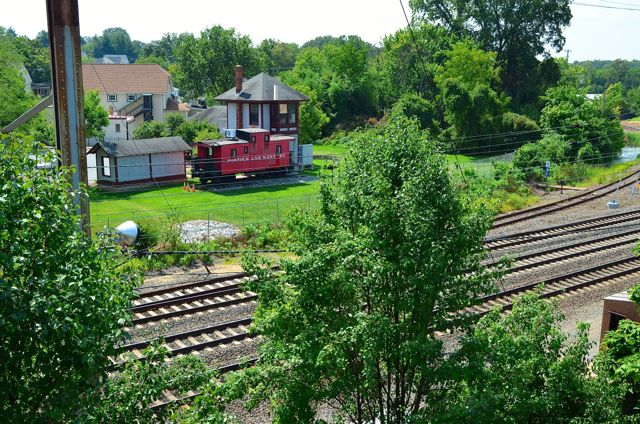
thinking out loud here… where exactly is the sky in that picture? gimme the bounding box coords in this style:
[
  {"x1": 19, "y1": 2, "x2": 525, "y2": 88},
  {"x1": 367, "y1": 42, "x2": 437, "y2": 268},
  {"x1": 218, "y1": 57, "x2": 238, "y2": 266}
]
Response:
[{"x1": 0, "y1": 0, "x2": 639, "y2": 61}]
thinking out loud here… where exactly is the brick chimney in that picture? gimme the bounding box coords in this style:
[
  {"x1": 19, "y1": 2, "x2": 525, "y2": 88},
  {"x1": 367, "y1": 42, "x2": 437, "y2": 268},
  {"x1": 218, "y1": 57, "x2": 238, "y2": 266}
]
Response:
[{"x1": 235, "y1": 65, "x2": 243, "y2": 93}]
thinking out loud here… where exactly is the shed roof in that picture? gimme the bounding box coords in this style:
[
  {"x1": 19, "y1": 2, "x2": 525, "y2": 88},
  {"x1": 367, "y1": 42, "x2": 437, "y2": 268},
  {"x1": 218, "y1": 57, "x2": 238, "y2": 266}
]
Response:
[
  {"x1": 215, "y1": 72, "x2": 309, "y2": 102},
  {"x1": 88, "y1": 136, "x2": 190, "y2": 157},
  {"x1": 82, "y1": 64, "x2": 171, "y2": 94}
]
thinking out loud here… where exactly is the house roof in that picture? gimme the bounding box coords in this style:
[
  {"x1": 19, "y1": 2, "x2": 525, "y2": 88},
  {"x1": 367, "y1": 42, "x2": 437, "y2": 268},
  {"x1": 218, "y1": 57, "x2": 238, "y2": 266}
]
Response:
[
  {"x1": 82, "y1": 64, "x2": 171, "y2": 94},
  {"x1": 87, "y1": 136, "x2": 190, "y2": 157},
  {"x1": 191, "y1": 105, "x2": 227, "y2": 127},
  {"x1": 215, "y1": 72, "x2": 309, "y2": 103}
]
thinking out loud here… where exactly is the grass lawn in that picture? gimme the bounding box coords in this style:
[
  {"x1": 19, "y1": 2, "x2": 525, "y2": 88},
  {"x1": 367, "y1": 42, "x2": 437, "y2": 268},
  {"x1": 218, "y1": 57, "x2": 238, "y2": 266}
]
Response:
[
  {"x1": 574, "y1": 158, "x2": 640, "y2": 187},
  {"x1": 312, "y1": 144, "x2": 349, "y2": 158},
  {"x1": 89, "y1": 180, "x2": 320, "y2": 234}
]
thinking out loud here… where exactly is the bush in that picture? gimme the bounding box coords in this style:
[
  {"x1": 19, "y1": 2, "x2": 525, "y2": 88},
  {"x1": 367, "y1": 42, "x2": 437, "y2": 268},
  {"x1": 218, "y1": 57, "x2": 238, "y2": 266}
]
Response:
[
  {"x1": 513, "y1": 133, "x2": 569, "y2": 181},
  {"x1": 0, "y1": 135, "x2": 138, "y2": 421}
]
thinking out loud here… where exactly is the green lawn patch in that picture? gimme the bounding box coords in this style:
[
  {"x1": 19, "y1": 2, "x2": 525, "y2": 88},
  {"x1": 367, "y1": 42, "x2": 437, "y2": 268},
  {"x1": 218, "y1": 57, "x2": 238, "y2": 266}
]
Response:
[
  {"x1": 313, "y1": 144, "x2": 348, "y2": 158},
  {"x1": 89, "y1": 181, "x2": 320, "y2": 234}
]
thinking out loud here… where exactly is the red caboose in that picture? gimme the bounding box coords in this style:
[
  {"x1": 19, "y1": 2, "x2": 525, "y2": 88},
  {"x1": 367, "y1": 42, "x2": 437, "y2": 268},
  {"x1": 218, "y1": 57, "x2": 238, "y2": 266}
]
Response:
[{"x1": 192, "y1": 128, "x2": 293, "y2": 184}]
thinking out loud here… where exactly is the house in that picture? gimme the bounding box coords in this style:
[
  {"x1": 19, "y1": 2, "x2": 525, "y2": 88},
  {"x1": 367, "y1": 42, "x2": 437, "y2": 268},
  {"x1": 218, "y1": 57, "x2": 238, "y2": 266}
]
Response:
[
  {"x1": 87, "y1": 136, "x2": 191, "y2": 190},
  {"x1": 82, "y1": 64, "x2": 187, "y2": 142},
  {"x1": 213, "y1": 66, "x2": 311, "y2": 169}
]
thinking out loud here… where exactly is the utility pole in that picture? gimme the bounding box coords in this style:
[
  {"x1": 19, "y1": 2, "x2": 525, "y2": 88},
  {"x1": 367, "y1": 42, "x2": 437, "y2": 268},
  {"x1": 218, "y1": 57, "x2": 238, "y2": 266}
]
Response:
[{"x1": 46, "y1": 0, "x2": 91, "y2": 235}]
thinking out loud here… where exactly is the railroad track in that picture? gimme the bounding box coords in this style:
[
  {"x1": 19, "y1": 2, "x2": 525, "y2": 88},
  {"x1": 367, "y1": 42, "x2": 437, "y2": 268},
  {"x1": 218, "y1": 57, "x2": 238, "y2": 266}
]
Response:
[
  {"x1": 490, "y1": 227, "x2": 640, "y2": 274},
  {"x1": 470, "y1": 255, "x2": 640, "y2": 315},
  {"x1": 492, "y1": 170, "x2": 640, "y2": 229},
  {"x1": 116, "y1": 317, "x2": 255, "y2": 365},
  {"x1": 485, "y1": 208, "x2": 640, "y2": 251}
]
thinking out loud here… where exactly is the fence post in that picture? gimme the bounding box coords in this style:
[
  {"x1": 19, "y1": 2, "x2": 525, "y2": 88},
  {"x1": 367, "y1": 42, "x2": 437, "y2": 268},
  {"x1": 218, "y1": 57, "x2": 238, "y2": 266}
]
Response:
[
  {"x1": 107, "y1": 217, "x2": 110, "y2": 230},
  {"x1": 242, "y1": 204, "x2": 245, "y2": 226},
  {"x1": 276, "y1": 199, "x2": 280, "y2": 223},
  {"x1": 207, "y1": 210, "x2": 211, "y2": 241}
]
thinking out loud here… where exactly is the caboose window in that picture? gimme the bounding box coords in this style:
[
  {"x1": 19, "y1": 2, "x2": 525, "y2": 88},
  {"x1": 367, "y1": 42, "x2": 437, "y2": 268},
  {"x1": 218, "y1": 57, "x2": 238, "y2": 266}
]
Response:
[
  {"x1": 265, "y1": 135, "x2": 270, "y2": 142},
  {"x1": 276, "y1": 145, "x2": 282, "y2": 154},
  {"x1": 250, "y1": 136, "x2": 256, "y2": 143},
  {"x1": 249, "y1": 104, "x2": 260, "y2": 126},
  {"x1": 230, "y1": 148, "x2": 237, "y2": 158},
  {"x1": 244, "y1": 146, "x2": 249, "y2": 155}
]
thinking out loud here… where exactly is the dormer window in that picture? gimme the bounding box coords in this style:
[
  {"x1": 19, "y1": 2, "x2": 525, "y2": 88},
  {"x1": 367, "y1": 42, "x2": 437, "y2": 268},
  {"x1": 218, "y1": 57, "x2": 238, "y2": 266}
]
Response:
[{"x1": 107, "y1": 94, "x2": 117, "y2": 102}]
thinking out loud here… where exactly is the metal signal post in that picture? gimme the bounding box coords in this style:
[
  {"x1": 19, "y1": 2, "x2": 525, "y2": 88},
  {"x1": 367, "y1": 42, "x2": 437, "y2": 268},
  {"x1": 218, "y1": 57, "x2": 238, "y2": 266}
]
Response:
[{"x1": 46, "y1": 0, "x2": 91, "y2": 235}]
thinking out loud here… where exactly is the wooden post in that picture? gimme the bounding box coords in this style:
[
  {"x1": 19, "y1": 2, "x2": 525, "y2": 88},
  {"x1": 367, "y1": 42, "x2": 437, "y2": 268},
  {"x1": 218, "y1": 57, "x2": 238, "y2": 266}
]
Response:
[{"x1": 46, "y1": 0, "x2": 90, "y2": 235}]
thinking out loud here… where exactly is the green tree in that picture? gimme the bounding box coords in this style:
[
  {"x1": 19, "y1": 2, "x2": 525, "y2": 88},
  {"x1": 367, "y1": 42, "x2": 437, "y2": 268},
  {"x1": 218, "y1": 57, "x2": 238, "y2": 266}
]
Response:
[
  {"x1": 0, "y1": 135, "x2": 137, "y2": 421},
  {"x1": 84, "y1": 90, "x2": 109, "y2": 139},
  {"x1": 87, "y1": 27, "x2": 139, "y2": 60},
  {"x1": 539, "y1": 85, "x2": 624, "y2": 162},
  {"x1": 258, "y1": 38, "x2": 299, "y2": 75},
  {"x1": 435, "y1": 42, "x2": 509, "y2": 147},
  {"x1": 0, "y1": 37, "x2": 35, "y2": 128},
  {"x1": 379, "y1": 23, "x2": 456, "y2": 105},
  {"x1": 297, "y1": 94, "x2": 330, "y2": 144},
  {"x1": 410, "y1": 0, "x2": 572, "y2": 108},
  {"x1": 441, "y1": 292, "x2": 629, "y2": 422},
  {"x1": 174, "y1": 26, "x2": 263, "y2": 99},
  {"x1": 133, "y1": 121, "x2": 168, "y2": 139},
  {"x1": 225, "y1": 113, "x2": 500, "y2": 422}
]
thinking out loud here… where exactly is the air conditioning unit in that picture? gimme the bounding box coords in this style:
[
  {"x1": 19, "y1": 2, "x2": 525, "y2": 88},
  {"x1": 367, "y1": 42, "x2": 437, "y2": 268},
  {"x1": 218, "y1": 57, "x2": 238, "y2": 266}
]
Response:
[{"x1": 225, "y1": 129, "x2": 237, "y2": 139}]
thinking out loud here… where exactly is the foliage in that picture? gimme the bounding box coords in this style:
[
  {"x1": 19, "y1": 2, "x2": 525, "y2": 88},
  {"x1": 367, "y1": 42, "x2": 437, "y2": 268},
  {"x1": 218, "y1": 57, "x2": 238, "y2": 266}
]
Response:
[
  {"x1": 176, "y1": 120, "x2": 221, "y2": 143},
  {"x1": 134, "y1": 121, "x2": 168, "y2": 139},
  {"x1": 0, "y1": 36, "x2": 35, "y2": 128},
  {"x1": 226, "y1": 113, "x2": 501, "y2": 422},
  {"x1": 435, "y1": 41, "x2": 509, "y2": 146},
  {"x1": 392, "y1": 92, "x2": 439, "y2": 135},
  {"x1": 174, "y1": 26, "x2": 263, "y2": 99},
  {"x1": 441, "y1": 292, "x2": 630, "y2": 423},
  {"x1": 513, "y1": 133, "x2": 569, "y2": 181},
  {"x1": 0, "y1": 26, "x2": 51, "y2": 84},
  {"x1": 378, "y1": 23, "x2": 456, "y2": 104},
  {"x1": 84, "y1": 27, "x2": 139, "y2": 61},
  {"x1": 84, "y1": 90, "x2": 109, "y2": 139},
  {"x1": 258, "y1": 38, "x2": 299, "y2": 75},
  {"x1": 0, "y1": 135, "x2": 138, "y2": 421},
  {"x1": 282, "y1": 36, "x2": 377, "y2": 127},
  {"x1": 89, "y1": 344, "x2": 218, "y2": 423},
  {"x1": 410, "y1": 0, "x2": 571, "y2": 108},
  {"x1": 297, "y1": 92, "x2": 330, "y2": 144},
  {"x1": 539, "y1": 85, "x2": 625, "y2": 162}
]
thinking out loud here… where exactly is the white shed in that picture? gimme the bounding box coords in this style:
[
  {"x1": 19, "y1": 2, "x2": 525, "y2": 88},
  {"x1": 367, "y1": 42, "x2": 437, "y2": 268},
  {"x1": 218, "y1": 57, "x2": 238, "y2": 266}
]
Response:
[{"x1": 87, "y1": 136, "x2": 191, "y2": 191}]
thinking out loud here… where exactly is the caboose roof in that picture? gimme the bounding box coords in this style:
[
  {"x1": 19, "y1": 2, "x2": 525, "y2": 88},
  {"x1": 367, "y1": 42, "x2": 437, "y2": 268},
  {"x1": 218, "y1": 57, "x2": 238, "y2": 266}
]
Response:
[{"x1": 215, "y1": 72, "x2": 309, "y2": 103}]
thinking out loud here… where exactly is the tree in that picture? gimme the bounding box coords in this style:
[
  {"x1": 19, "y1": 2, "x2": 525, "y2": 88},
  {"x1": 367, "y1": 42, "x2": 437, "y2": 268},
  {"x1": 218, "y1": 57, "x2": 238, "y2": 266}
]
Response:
[
  {"x1": 297, "y1": 94, "x2": 330, "y2": 144},
  {"x1": 0, "y1": 37, "x2": 35, "y2": 128},
  {"x1": 0, "y1": 135, "x2": 137, "y2": 421},
  {"x1": 84, "y1": 90, "x2": 109, "y2": 139},
  {"x1": 539, "y1": 85, "x2": 624, "y2": 162},
  {"x1": 258, "y1": 38, "x2": 299, "y2": 75},
  {"x1": 440, "y1": 292, "x2": 629, "y2": 422},
  {"x1": 173, "y1": 26, "x2": 263, "y2": 99},
  {"x1": 227, "y1": 113, "x2": 500, "y2": 422},
  {"x1": 435, "y1": 42, "x2": 509, "y2": 147},
  {"x1": 133, "y1": 121, "x2": 168, "y2": 139},
  {"x1": 379, "y1": 23, "x2": 457, "y2": 104},
  {"x1": 85, "y1": 27, "x2": 139, "y2": 61},
  {"x1": 410, "y1": 0, "x2": 572, "y2": 108}
]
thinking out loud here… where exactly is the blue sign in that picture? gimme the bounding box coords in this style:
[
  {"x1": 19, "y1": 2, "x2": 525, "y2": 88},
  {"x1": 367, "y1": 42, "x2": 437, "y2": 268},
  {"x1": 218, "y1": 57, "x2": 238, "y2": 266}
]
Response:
[{"x1": 545, "y1": 161, "x2": 551, "y2": 178}]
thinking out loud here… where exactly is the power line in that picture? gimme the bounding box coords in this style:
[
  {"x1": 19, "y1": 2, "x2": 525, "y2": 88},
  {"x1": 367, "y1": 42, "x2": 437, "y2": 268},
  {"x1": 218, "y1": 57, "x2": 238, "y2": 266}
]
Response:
[{"x1": 573, "y1": 1, "x2": 640, "y2": 11}]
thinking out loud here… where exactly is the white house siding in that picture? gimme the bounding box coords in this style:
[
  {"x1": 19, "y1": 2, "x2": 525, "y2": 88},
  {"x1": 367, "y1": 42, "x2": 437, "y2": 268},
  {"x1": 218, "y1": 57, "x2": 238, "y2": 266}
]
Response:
[
  {"x1": 104, "y1": 117, "x2": 130, "y2": 141},
  {"x1": 117, "y1": 155, "x2": 150, "y2": 182},
  {"x1": 151, "y1": 152, "x2": 185, "y2": 178},
  {"x1": 262, "y1": 104, "x2": 270, "y2": 130},
  {"x1": 228, "y1": 105, "x2": 237, "y2": 130},
  {"x1": 242, "y1": 103, "x2": 250, "y2": 128}
]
